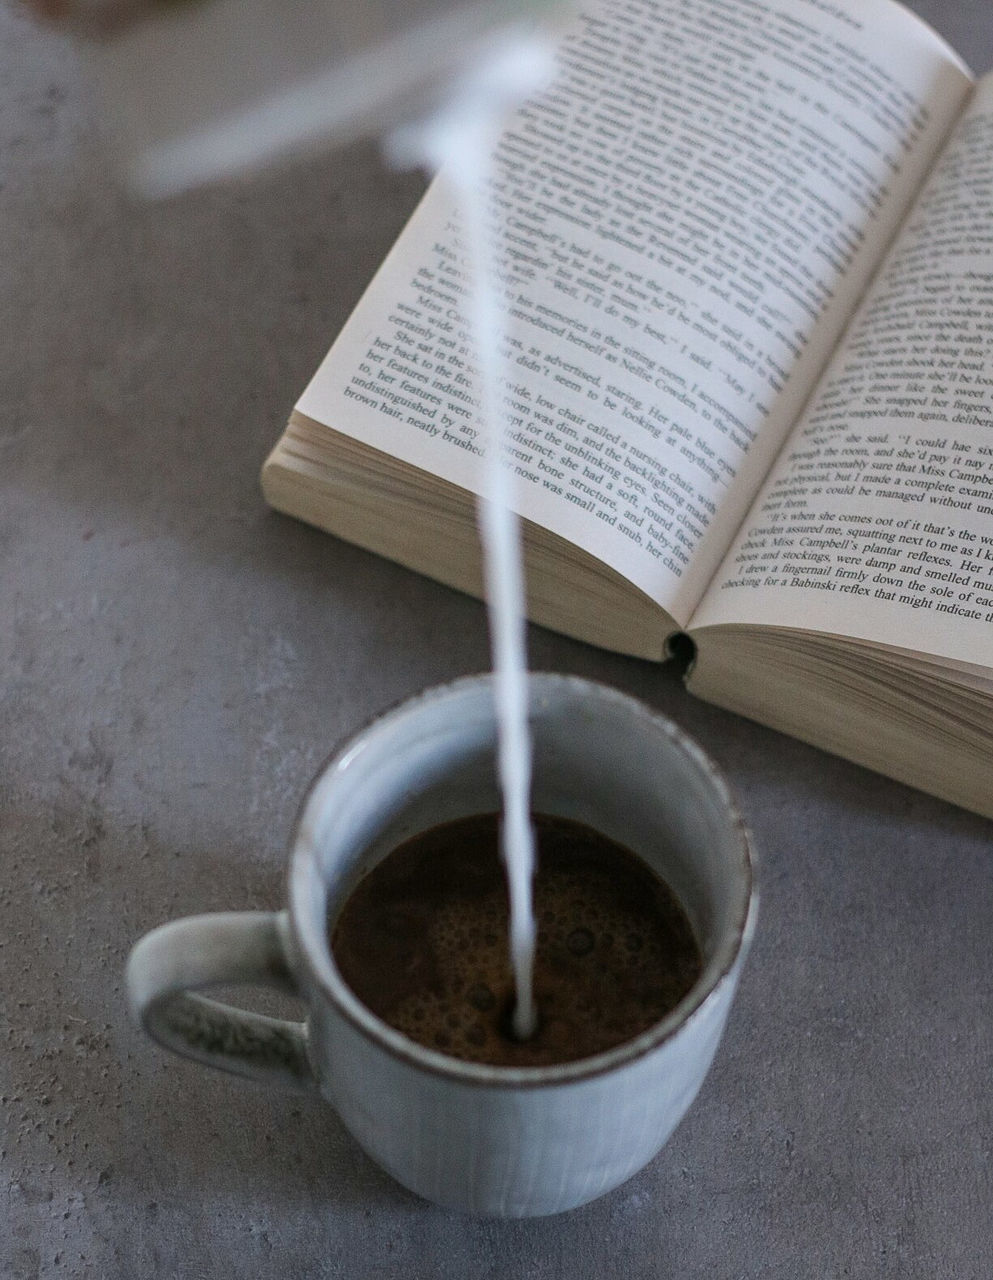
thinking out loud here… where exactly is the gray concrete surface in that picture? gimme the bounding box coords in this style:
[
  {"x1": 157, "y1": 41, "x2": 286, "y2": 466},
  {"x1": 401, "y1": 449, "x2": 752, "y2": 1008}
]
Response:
[{"x1": 3, "y1": 2, "x2": 993, "y2": 1276}]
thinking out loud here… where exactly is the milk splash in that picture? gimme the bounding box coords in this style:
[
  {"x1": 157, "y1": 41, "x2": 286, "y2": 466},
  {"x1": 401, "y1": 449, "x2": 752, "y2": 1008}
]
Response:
[{"x1": 388, "y1": 36, "x2": 555, "y2": 1040}]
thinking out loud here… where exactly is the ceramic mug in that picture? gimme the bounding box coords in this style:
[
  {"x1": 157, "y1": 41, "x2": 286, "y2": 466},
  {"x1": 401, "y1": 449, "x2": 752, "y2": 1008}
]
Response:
[{"x1": 126, "y1": 674, "x2": 757, "y2": 1217}]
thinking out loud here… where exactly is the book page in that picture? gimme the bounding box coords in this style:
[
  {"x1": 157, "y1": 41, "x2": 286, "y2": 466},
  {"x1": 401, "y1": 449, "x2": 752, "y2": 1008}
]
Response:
[
  {"x1": 297, "y1": 0, "x2": 970, "y2": 626},
  {"x1": 693, "y1": 74, "x2": 993, "y2": 671}
]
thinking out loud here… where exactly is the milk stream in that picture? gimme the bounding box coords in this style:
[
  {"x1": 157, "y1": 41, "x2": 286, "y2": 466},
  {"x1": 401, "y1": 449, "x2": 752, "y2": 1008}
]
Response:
[{"x1": 388, "y1": 37, "x2": 555, "y2": 1040}]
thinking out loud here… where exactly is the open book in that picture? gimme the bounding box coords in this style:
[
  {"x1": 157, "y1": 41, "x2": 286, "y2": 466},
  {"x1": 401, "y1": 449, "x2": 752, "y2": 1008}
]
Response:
[{"x1": 263, "y1": 0, "x2": 993, "y2": 820}]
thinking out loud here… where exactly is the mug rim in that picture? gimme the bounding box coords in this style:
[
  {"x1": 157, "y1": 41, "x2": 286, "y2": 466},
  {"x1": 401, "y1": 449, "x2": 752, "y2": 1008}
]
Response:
[{"x1": 288, "y1": 672, "x2": 757, "y2": 1088}]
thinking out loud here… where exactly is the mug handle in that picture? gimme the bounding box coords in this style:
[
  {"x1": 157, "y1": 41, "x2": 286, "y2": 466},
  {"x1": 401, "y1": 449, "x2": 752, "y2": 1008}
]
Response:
[{"x1": 126, "y1": 911, "x2": 318, "y2": 1094}]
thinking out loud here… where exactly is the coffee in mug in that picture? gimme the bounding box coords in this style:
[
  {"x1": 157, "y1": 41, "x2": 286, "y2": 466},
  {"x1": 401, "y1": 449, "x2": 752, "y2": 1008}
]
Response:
[{"x1": 331, "y1": 811, "x2": 702, "y2": 1067}]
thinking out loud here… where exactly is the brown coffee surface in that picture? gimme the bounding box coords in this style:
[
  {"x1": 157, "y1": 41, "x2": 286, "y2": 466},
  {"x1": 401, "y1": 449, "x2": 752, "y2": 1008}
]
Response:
[{"x1": 330, "y1": 813, "x2": 702, "y2": 1067}]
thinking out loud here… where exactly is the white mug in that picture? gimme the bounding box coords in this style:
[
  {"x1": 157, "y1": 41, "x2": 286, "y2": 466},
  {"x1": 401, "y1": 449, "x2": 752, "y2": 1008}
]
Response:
[{"x1": 127, "y1": 674, "x2": 757, "y2": 1216}]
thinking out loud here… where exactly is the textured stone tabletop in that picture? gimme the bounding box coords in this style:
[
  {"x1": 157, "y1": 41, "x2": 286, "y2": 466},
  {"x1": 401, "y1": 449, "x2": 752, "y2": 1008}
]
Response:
[{"x1": 2, "y1": 1, "x2": 992, "y2": 1275}]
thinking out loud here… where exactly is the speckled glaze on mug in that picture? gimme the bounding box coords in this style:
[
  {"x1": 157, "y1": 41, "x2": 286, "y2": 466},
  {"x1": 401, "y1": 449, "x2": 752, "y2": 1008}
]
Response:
[{"x1": 127, "y1": 674, "x2": 757, "y2": 1217}]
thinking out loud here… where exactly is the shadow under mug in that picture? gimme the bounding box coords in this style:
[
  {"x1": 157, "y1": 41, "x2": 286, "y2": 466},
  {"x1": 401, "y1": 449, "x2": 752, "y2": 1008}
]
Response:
[{"x1": 126, "y1": 673, "x2": 757, "y2": 1217}]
